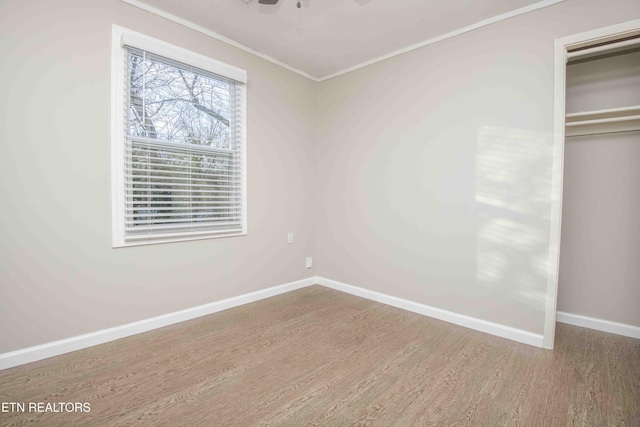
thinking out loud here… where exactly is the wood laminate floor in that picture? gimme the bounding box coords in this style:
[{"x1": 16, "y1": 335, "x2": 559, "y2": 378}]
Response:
[{"x1": 1, "y1": 285, "x2": 639, "y2": 426}]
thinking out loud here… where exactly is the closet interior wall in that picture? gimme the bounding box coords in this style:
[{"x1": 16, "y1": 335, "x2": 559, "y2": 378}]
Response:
[{"x1": 557, "y1": 47, "x2": 640, "y2": 327}]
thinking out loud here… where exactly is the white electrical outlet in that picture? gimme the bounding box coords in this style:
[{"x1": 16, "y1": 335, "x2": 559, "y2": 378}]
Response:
[
  {"x1": 306, "y1": 257, "x2": 312, "y2": 269},
  {"x1": 287, "y1": 232, "x2": 293, "y2": 244}
]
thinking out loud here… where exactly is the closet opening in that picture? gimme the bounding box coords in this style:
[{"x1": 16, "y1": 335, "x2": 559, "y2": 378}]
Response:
[{"x1": 545, "y1": 19, "x2": 640, "y2": 349}]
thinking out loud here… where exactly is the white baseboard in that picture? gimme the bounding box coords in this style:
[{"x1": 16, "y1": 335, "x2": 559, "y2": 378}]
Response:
[
  {"x1": 316, "y1": 276, "x2": 544, "y2": 348},
  {"x1": 0, "y1": 277, "x2": 316, "y2": 371},
  {"x1": 1, "y1": 275, "x2": 549, "y2": 370},
  {"x1": 556, "y1": 311, "x2": 640, "y2": 340}
]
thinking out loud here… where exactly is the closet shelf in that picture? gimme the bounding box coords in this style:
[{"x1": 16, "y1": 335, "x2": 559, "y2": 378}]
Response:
[{"x1": 565, "y1": 105, "x2": 640, "y2": 137}]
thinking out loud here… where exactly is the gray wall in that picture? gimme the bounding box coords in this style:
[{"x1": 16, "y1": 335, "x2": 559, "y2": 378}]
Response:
[
  {"x1": 1, "y1": 0, "x2": 639, "y2": 354},
  {"x1": 316, "y1": 0, "x2": 640, "y2": 335},
  {"x1": 558, "y1": 50, "x2": 640, "y2": 327},
  {"x1": 0, "y1": 0, "x2": 318, "y2": 353}
]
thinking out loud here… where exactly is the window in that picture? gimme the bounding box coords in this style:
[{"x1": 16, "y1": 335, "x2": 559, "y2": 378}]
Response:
[{"x1": 111, "y1": 26, "x2": 247, "y2": 247}]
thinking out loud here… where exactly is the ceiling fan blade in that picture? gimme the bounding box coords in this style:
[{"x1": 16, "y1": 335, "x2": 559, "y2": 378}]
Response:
[{"x1": 258, "y1": 0, "x2": 279, "y2": 4}]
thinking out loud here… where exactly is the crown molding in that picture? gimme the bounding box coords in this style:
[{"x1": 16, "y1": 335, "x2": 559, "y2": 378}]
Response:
[
  {"x1": 121, "y1": 0, "x2": 322, "y2": 81},
  {"x1": 318, "y1": 0, "x2": 566, "y2": 81},
  {"x1": 121, "y1": 0, "x2": 566, "y2": 82}
]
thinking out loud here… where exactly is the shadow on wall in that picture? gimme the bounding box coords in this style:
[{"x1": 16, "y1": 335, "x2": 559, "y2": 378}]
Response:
[{"x1": 475, "y1": 126, "x2": 552, "y2": 326}]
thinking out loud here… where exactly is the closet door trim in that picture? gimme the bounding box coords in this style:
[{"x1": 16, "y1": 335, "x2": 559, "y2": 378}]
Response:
[{"x1": 545, "y1": 19, "x2": 640, "y2": 350}]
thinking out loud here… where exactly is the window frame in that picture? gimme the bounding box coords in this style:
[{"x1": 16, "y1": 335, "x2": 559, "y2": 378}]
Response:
[{"x1": 110, "y1": 25, "x2": 247, "y2": 247}]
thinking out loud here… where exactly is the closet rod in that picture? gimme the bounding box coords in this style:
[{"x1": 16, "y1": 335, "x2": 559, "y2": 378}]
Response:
[{"x1": 567, "y1": 37, "x2": 640, "y2": 62}]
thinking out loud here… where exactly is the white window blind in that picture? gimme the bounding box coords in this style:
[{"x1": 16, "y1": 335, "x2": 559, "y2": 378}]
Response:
[{"x1": 111, "y1": 26, "x2": 246, "y2": 247}]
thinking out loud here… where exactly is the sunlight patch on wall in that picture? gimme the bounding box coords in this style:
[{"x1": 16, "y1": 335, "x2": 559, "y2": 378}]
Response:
[
  {"x1": 475, "y1": 125, "x2": 552, "y2": 310},
  {"x1": 475, "y1": 126, "x2": 551, "y2": 218}
]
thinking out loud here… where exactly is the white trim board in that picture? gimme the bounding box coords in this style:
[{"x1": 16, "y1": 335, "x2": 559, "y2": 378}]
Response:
[
  {"x1": 121, "y1": 0, "x2": 566, "y2": 82},
  {"x1": 0, "y1": 277, "x2": 315, "y2": 371},
  {"x1": 318, "y1": 0, "x2": 566, "y2": 81},
  {"x1": 557, "y1": 312, "x2": 640, "y2": 340},
  {"x1": 121, "y1": 0, "x2": 319, "y2": 82},
  {"x1": 316, "y1": 277, "x2": 544, "y2": 348},
  {"x1": 0, "y1": 275, "x2": 553, "y2": 370}
]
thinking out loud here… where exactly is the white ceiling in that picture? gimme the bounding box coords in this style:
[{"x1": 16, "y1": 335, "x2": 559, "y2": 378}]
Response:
[{"x1": 125, "y1": 0, "x2": 559, "y2": 80}]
